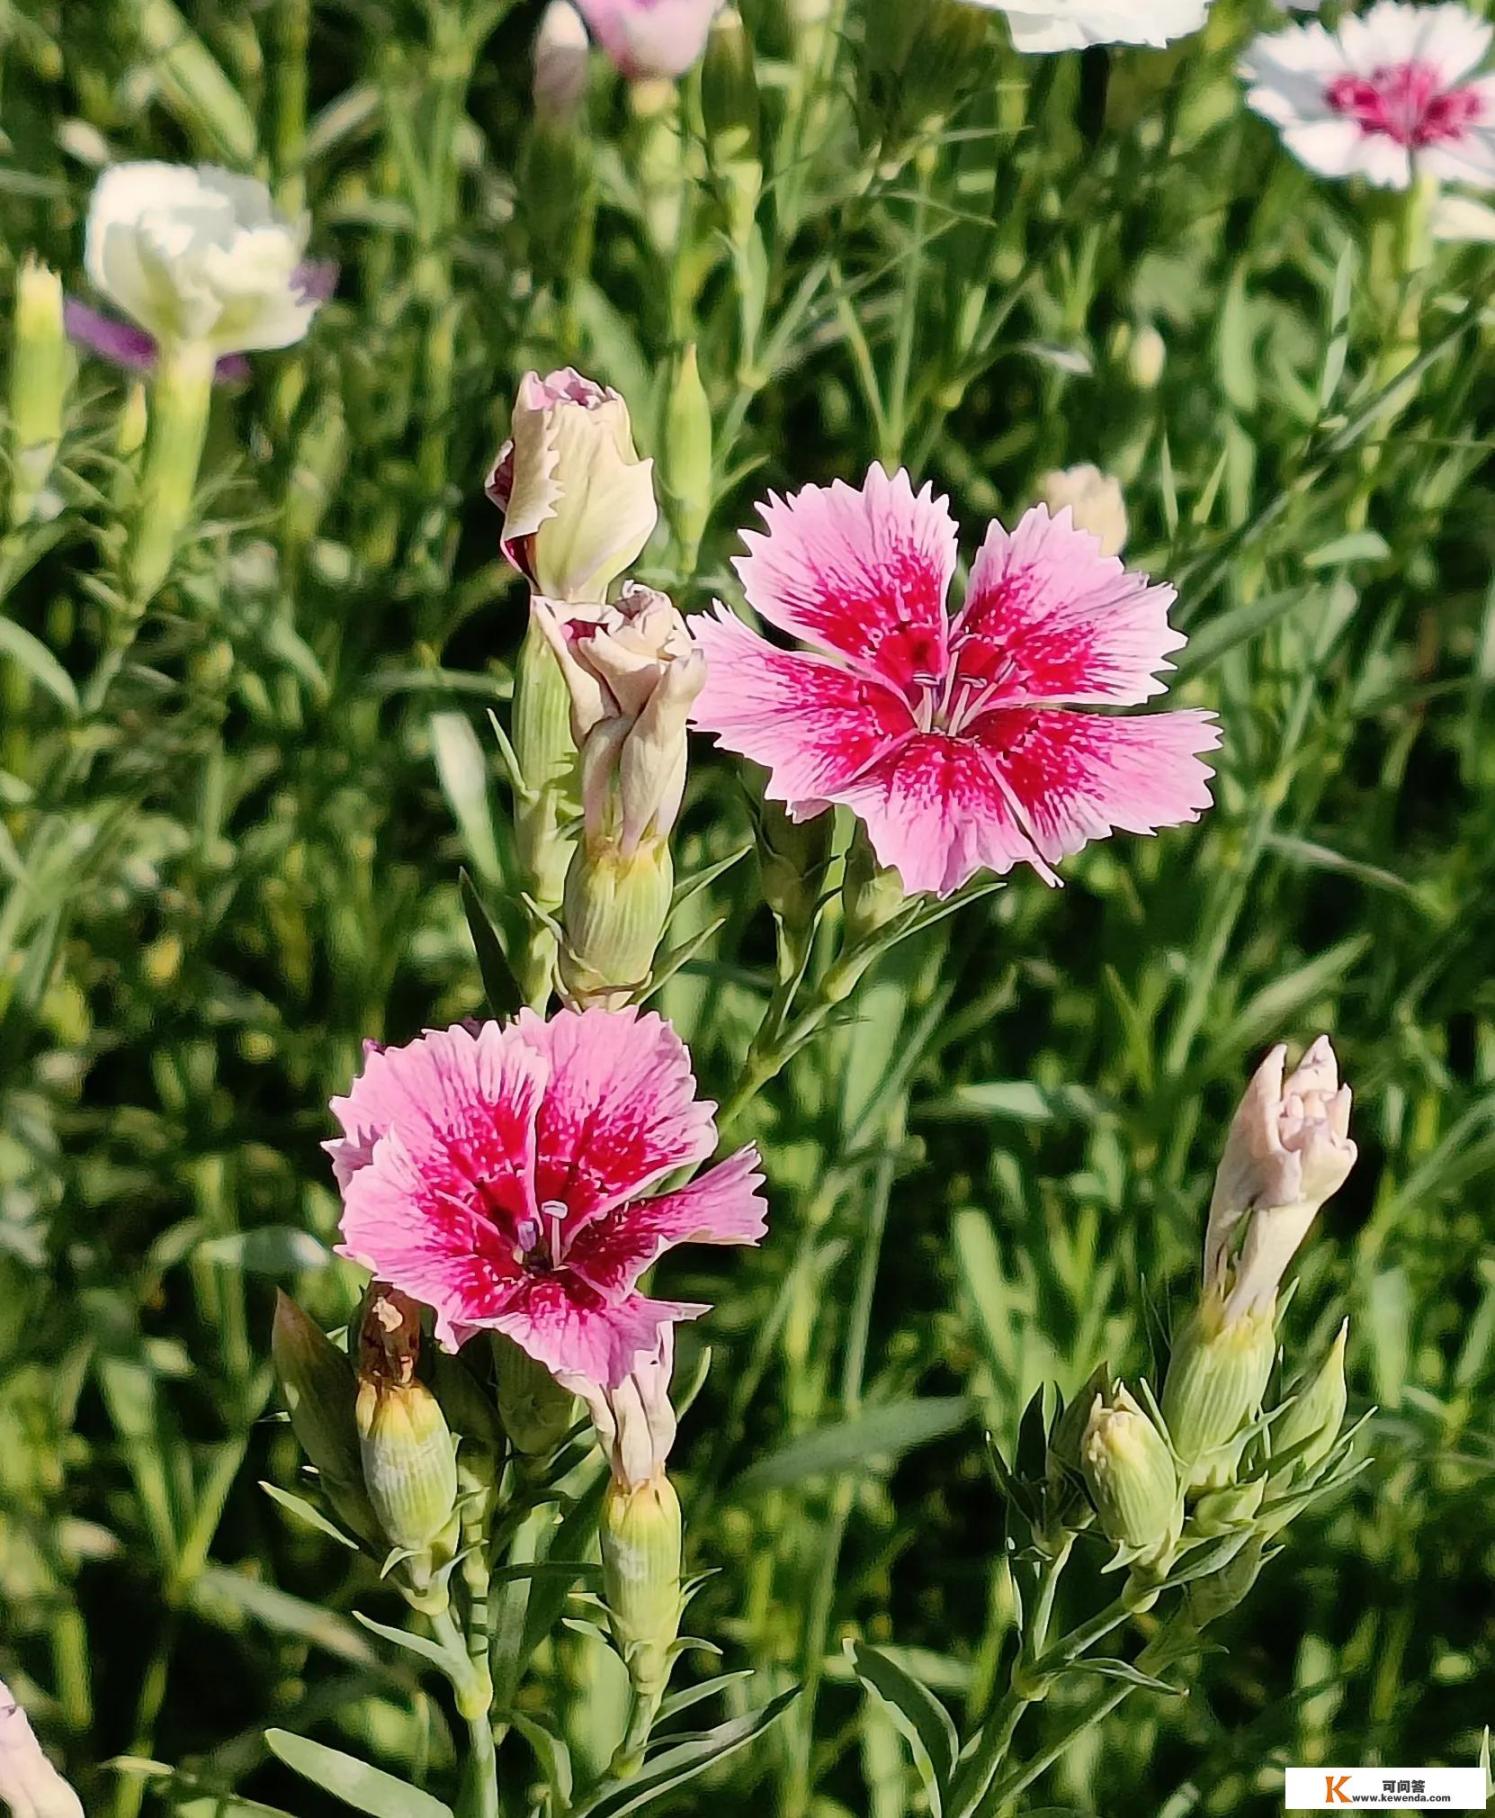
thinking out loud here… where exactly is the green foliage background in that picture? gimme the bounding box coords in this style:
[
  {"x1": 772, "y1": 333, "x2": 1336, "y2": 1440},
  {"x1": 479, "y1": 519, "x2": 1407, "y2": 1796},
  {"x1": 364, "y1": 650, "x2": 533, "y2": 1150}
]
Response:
[{"x1": 1, "y1": 0, "x2": 1493, "y2": 1812}]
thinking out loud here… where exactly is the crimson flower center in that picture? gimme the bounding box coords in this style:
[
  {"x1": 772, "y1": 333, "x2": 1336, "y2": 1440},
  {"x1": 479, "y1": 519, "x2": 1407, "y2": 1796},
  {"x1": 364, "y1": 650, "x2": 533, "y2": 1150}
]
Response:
[{"x1": 1324, "y1": 61, "x2": 1483, "y2": 148}]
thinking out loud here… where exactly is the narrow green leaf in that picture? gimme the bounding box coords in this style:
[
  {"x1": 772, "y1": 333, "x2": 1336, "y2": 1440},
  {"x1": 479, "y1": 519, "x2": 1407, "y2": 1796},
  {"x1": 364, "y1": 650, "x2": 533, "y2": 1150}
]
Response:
[
  {"x1": 259, "y1": 1481, "x2": 360, "y2": 1550},
  {"x1": 849, "y1": 1641, "x2": 957, "y2": 1814},
  {"x1": 572, "y1": 1689, "x2": 800, "y2": 1818},
  {"x1": 264, "y1": 1731, "x2": 454, "y2": 1818},
  {"x1": 459, "y1": 868, "x2": 522, "y2": 1020},
  {"x1": 0, "y1": 616, "x2": 79, "y2": 714}
]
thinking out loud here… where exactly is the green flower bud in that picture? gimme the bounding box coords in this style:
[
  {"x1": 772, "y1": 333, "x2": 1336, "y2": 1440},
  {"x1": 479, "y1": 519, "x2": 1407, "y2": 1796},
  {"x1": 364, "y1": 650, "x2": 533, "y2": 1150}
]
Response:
[
  {"x1": 560, "y1": 834, "x2": 674, "y2": 1008},
  {"x1": 1162, "y1": 1288, "x2": 1275, "y2": 1492},
  {"x1": 1080, "y1": 1386, "x2": 1181, "y2": 1570},
  {"x1": 493, "y1": 1333, "x2": 577, "y2": 1457},
  {"x1": 1184, "y1": 1531, "x2": 1269, "y2": 1631},
  {"x1": 600, "y1": 1472, "x2": 683, "y2": 1700},
  {"x1": 662, "y1": 343, "x2": 713, "y2": 570},
  {"x1": 356, "y1": 1377, "x2": 459, "y2": 1553},
  {"x1": 270, "y1": 1290, "x2": 380, "y2": 1545},
  {"x1": 1039, "y1": 1365, "x2": 1109, "y2": 1546},
  {"x1": 354, "y1": 1289, "x2": 458, "y2": 1555},
  {"x1": 8, "y1": 255, "x2": 73, "y2": 527},
  {"x1": 1264, "y1": 1321, "x2": 1349, "y2": 1530},
  {"x1": 757, "y1": 797, "x2": 829, "y2": 935},
  {"x1": 842, "y1": 829, "x2": 905, "y2": 947},
  {"x1": 702, "y1": 8, "x2": 762, "y2": 249},
  {"x1": 1191, "y1": 1474, "x2": 1265, "y2": 1538}
]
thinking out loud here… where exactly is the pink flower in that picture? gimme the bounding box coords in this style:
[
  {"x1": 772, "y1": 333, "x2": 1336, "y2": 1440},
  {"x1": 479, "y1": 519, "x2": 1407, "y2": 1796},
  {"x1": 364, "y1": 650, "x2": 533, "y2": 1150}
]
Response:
[
  {"x1": 574, "y1": 0, "x2": 720, "y2": 79},
  {"x1": 690, "y1": 465, "x2": 1219, "y2": 898},
  {"x1": 328, "y1": 1007, "x2": 766, "y2": 1388},
  {"x1": 1241, "y1": 2, "x2": 1495, "y2": 190}
]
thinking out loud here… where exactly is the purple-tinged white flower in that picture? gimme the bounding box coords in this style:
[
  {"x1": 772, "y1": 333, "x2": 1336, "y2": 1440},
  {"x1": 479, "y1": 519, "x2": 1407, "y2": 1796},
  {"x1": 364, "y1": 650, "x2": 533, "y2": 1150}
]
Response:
[
  {"x1": 1242, "y1": 2, "x2": 1495, "y2": 190},
  {"x1": 85, "y1": 163, "x2": 330, "y2": 356}
]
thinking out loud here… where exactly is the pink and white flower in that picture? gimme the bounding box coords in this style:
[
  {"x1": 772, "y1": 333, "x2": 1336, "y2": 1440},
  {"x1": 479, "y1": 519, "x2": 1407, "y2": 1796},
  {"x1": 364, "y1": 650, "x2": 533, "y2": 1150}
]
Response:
[
  {"x1": 573, "y1": 0, "x2": 720, "y2": 80},
  {"x1": 1242, "y1": 2, "x2": 1495, "y2": 190},
  {"x1": 690, "y1": 465, "x2": 1219, "y2": 899},
  {"x1": 328, "y1": 1008, "x2": 766, "y2": 1388}
]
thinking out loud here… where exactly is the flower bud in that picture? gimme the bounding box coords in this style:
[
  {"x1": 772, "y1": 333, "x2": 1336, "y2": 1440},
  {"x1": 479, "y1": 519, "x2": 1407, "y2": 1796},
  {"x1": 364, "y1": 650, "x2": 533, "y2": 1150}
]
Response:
[
  {"x1": 1037, "y1": 465, "x2": 1128, "y2": 558},
  {"x1": 1205, "y1": 1038, "x2": 1357, "y2": 1325},
  {"x1": 702, "y1": 9, "x2": 762, "y2": 248},
  {"x1": 0, "y1": 1673, "x2": 84, "y2": 1818},
  {"x1": 600, "y1": 1471, "x2": 683, "y2": 1699},
  {"x1": 560, "y1": 1326, "x2": 677, "y2": 1491},
  {"x1": 757, "y1": 797, "x2": 829, "y2": 933},
  {"x1": 1184, "y1": 1530, "x2": 1268, "y2": 1630},
  {"x1": 560, "y1": 835, "x2": 675, "y2": 1007},
  {"x1": 1128, "y1": 323, "x2": 1167, "y2": 390},
  {"x1": 271, "y1": 1290, "x2": 381, "y2": 1544},
  {"x1": 493, "y1": 1332, "x2": 577, "y2": 1457},
  {"x1": 1080, "y1": 1386, "x2": 1181, "y2": 1570},
  {"x1": 126, "y1": 336, "x2": 217, "y2": 607},
  {"x1": 842, "y1": 829, "x2": 906, "y2": 946},
  {"x1": 534, "y1": 0, "x2": 591, "y2": 124},
  {"x1": 1161, "y1": 1287, "x2": 1275, "y2": 1492},
  {"x1": 1190, "y1": 1473, "x2": 1265, "y2": 1538},
  {"x1": 486, "y1": 367, "x2": 657, "y2": 603},
  {"x1": 1270, "y1": 1320, "x2": 1349, "y2": 1496},
  {"x1": 1039, "y1": 1364, "x2": 1108, "y2": 1546},
  {"x1": 8, "y1": 256, "x2": 73, "y2": 526},
  {"x1": 355, "y1": 1290, "x2": 458, "y2": 1554},
  {"x1": 662, "y1": 344, "x2": 713, "y2": 571}
]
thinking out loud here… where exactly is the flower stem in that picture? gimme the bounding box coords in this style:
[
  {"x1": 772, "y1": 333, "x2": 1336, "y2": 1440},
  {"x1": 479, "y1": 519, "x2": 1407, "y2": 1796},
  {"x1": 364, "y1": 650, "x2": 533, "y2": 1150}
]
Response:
[{"x1": 126, "y1": 336, "x2": 216, "y2": 611}]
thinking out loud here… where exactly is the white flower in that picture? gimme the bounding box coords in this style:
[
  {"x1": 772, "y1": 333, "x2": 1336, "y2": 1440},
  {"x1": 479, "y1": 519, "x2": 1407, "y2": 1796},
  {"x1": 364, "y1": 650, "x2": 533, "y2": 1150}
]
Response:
[
  {"x1": 1241, "y1": 2, "x2": 1495, "y2": 190},
  {"x1": 961, "y1": 0, "x2": 1212, "y2": 54},
  {"x1": 85, "y1": 162, "x2": 323, "y2": 357}
]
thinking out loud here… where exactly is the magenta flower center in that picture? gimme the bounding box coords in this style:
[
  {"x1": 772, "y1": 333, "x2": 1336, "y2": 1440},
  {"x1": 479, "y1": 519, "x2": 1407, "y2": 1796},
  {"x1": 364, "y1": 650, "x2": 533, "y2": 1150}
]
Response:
[{"x1": 1324, "y1": 61, "x2": 1484, "y2": 148}]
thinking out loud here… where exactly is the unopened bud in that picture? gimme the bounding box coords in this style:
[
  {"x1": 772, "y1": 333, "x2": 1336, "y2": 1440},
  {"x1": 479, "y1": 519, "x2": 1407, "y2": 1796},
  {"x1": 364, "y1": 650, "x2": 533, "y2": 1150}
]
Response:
[
  {"x1": 662, "y1": 344, "x2": 713, "y2": 569},
  {"x1": 1037, "y1": 465, "x2": 1128, "y2": 558},
  {"x1": 1080, "y1": 1386, "x2": 1181, "y2": 1570},
  {"x1": 1184, "y1": 1530, "x2": 1268, "y2": 1630},
  {"x1": 600, "y1": 1471, "x2": 683, "y2": 1699},
  {"x1": 1128, "y1": 323, "x2": 1167, "y2": 390},
  {"x1": 1040, "y1": 1363, "x2": 1108, "y2": 1545},
  {"x1": 494, "y1": 1333, "x2": 577, "y2": 1456},
  {"x1": 757, "y1": 797, "x2": 829, "y2": 931},
  {"x1": 702, "y1": 9, "x2": 762, "y2": 246},
  {"x1": 842, "y1": 830, "x2": 906, "y2": 946},
  {"x1": 8, "y1": 256, "x2": 73, "y2": 526},
  {"x1": 127, "y1": 336, "x2": 216, "y2": 607},
  {"x1": 560, "y1": 835, "x2": 674, "y2": 1007},
  {"x1": 1269, "y1": 1320, "x2": 1349, "y2": 1504},
  {"x1": 1161, "y1": 1288, "x2": 1275, "y2": 1492},
  {"x1": 1190, "y1": 1473, "x2": 1265, "y2": 1538},
  {"x1": 355, "y1": 1290, "x2": 458, "y2": 1554},
  {"x1": 271, "y1": 1290, "x2": 380, "y2": 1544},
  {"x1": 534, "y1": 0, "x2": 591, "y2": 123}
]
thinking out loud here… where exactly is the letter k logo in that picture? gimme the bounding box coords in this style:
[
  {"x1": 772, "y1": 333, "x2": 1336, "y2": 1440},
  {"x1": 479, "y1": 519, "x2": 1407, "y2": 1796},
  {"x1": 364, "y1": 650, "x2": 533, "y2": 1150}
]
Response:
[{"x1": 1324, "y1": 1774, "x2": 1351, "y2": 1805}]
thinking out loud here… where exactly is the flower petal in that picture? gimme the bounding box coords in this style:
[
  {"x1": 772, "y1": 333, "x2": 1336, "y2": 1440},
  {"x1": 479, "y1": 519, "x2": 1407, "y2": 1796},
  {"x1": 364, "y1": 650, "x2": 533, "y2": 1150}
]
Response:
[
  {"x1": 329, "y1": 1021, "x2": 546, "y2": 1230},
  {"x1": 951, "y1": 505, "x2": 1184, "y2": 706},
  {"x1": 516, "y1": 1005, "x2": 719, "y2": 1231},
  {"x1": 972, "y1": 707, "x2": 1221, "y2": 867},
  {"x1": 336, "y1": 1128, "x2": 529, "y2": 1350},
  {"x1": 565, "y1": 1146, "x2": 768, "y2": 1299},
  {"x1": 828, "y1": 732, "x2": 1048, "y2": 897},
  {"x1": 733, "y1": 464, "x2": 956, "y2": 697},
  {"x1": 493, "y1": 1276, "x2": 707, "y2": 1387},
  {"x1": 690, "y1": 604, "x2": 914, "y2": 809}
]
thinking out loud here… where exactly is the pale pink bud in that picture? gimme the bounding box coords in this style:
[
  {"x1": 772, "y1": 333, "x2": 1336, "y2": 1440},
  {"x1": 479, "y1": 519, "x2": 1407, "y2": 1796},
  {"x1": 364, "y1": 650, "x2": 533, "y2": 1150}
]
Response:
[
  {"x1": 574, "y1": 0, "x2": 721, "y2": 80},
  {"x1": 534, "y1": 1, "x2": 592, "y2": 122},
  {"x1": 1037, "y1": 464, "x2": 1128, "y2": 557},
  {"x1": 559, "y1": 1325, "x2": 678, "y2": 1490},
  {"x1": 485, "y1": 367, "x2": 657, "y2": 603},
  {"x1": 0, "y1": 1678, "x2": 84, "y2": 1818},
  {"x1": 1205, "y1": 1037, "x2": 1357, "y2": 1322},
  {"x1": 534, "y1": 584, "x2": 706, "y2": 851}
]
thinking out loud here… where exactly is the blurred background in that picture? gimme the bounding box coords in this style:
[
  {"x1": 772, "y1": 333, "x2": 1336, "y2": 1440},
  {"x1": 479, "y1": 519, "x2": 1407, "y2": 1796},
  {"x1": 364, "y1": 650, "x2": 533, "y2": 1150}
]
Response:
[{"x1": 1, "y1": 0, "x2": 1493, "y2": 1811}]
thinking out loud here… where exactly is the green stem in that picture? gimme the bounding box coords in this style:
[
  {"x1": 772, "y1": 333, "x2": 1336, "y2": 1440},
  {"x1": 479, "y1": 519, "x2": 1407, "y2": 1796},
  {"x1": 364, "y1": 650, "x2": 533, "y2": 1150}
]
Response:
[{"x1": 126, "y1": 336, "x2": 216, "y2": 611}]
